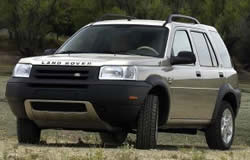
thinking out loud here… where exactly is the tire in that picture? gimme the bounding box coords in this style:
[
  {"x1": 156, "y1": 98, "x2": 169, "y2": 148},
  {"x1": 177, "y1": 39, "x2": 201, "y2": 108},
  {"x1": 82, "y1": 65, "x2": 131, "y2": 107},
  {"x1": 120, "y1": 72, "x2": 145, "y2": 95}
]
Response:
[
  {"x1": 17, "y1": 119, "x2": 41, "y2": 144},
  {"x1": 100, "y1": 131, "x2": 128, "y2": 146},
  {"x1": 205, "y1": 101, "x2": 235, "y2": 150},
  {"x1": 136, "y1": 94, "x2": 159, "y2": 149}
]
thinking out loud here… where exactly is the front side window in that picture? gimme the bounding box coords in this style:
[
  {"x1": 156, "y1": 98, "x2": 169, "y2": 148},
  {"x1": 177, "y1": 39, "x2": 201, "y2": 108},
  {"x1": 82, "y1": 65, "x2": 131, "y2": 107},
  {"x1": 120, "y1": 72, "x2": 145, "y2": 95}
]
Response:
[
  {"x1": 57, "y1": 25, "x2": 169, "y2": 58},
  {"x1": 191, "y1": 32, "x2": 213, "y2": 67},
  {"x1": 172, "y1": 30, "x2": 193, "y2": 57}
]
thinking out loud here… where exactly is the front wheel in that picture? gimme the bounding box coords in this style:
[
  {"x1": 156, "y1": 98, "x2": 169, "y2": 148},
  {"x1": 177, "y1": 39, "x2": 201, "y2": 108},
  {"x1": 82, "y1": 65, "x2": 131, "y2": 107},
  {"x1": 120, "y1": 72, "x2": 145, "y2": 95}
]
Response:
[
  {"x1": 136, "y1": 94, "x2": 159, "y2": 149},
  {"x1": 99, "y1": 131, "x2": 128, "y2": 146},
  {"x1": 17, "y1": 119, "x2": 41, "y2": 144},
  {"x1": 205, "y1": 101, "x2": 235, "y2": 150}
]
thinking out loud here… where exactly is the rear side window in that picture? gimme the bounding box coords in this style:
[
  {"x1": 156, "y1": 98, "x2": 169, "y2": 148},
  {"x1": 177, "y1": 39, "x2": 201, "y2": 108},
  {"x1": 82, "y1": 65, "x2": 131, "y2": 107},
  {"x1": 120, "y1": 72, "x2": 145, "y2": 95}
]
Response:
[
  {"x1": 191, "y1": 32, "x2": 213, "y2": 67},
  {"x1": 210, "y1": 32, "x2": 232, "y2": 68}
]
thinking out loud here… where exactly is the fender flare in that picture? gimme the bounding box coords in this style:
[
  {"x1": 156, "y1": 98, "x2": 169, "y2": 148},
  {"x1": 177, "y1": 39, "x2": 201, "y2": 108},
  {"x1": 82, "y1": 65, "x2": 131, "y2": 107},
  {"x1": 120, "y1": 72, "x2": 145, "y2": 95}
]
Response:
[
  {"x1": 145, "y1": 75, "x2": 171, "y2": 125},
  {"x1": 211, "y1": 84, "x2": 241, "y2": 123}
]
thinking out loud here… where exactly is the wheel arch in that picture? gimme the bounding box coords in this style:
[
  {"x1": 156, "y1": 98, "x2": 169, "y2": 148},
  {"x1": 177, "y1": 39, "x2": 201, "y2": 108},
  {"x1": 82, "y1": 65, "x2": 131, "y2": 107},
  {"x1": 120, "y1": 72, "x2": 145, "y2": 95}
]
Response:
[
  {"x1": 145, "y1": 75, "x2": 171, "y2": 126},
  {"x1": 223, "y1": 92, "x2": 237, "y2": 116},
  {"x1": 212, "y1": 84, "x2": 241, "y2": 123}
]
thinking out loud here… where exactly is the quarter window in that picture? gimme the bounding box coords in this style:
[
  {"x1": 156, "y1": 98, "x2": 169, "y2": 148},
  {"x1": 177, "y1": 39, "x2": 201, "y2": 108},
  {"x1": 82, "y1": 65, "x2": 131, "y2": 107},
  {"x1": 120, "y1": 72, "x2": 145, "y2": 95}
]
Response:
[
  {"x1": 172, "y1": 30, "x2": 192, "y2": 57},
  {"x1": 204, "y1": 34, "x2": 218, "y2": 67},
  {"x1": 191, "y1": 32, "x2": 213, "y2": 67},
  {"x1": 210, "y1": 31, "x2": 232, "y2": 68}
]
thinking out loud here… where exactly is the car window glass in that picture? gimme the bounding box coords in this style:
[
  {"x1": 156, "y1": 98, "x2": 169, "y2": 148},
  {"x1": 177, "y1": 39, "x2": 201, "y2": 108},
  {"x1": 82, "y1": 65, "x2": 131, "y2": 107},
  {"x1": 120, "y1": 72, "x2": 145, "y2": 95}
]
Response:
[
  {"x1": 204, "y1": 34, "x2": 218, "y2": 67},
  {"x1": 58, "y1": 25, "x2": 169, "y2": 58},
  {"x1": 172, "y1": 30, "x2": 192, "y2": 56},
  {"x1": 210, "y1": 32, "x2": 232, "y2": 68},
  {"x1": 191, "y1": 32, "x2": 213, "y2": 67}
]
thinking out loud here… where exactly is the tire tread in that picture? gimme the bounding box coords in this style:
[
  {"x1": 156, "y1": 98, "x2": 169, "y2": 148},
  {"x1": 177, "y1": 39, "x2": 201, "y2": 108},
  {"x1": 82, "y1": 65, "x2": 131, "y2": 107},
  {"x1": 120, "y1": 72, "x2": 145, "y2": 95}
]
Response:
[
  {"x1": 17, "y1": 119, "x2": 41, "y2": 144},
  {"x1": 136, "y1": 94, "x2": 159, "y2": 149}
]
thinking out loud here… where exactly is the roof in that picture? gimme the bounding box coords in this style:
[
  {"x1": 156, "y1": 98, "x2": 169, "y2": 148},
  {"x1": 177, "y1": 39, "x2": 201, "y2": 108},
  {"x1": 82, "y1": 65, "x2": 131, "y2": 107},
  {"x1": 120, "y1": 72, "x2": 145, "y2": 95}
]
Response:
[
  {"x1": 93, "y1": 19, "x2": 166, "y2": 26},
  {"x1": 170, "y1": 22, "x2": 217, "y2": 32},
  {"x1": 92, "y1": 19, "x2": 217, "y2": 32}
]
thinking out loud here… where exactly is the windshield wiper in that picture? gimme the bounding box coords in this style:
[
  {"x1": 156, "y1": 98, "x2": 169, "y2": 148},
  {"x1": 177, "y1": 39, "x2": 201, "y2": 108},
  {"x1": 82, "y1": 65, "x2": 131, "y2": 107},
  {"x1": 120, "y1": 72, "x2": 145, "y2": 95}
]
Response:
[
  {"x1": 57, "y1": 50, "x2": 85, "y2": 54},
  {"x1": 95, "y1": 50, "x2": 137, "y2": 55},
  {"x1": 114, "y1": 50, "x2": 142, "y2": 56},
  {"x1": 114, "y1": 51, "x2": 131, "y2": 54}
]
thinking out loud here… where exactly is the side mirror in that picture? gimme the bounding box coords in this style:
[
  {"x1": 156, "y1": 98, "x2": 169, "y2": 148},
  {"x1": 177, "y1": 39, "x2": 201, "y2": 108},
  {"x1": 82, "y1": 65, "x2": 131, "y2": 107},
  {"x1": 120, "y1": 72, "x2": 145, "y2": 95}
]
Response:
[
  {"x1": 44, "y1": 49, "x2": 57, "y2": 55},
  {"x1": 170, "y1": 51, "x2": 196, "y2": 65}
]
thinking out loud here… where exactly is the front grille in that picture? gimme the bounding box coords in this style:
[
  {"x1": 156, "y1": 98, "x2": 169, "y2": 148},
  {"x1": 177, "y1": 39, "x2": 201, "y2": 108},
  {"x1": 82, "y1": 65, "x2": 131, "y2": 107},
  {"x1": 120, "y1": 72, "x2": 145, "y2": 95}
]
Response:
[
  {"x1": 30, "y1": 66, "x2": 99, "y2": 81},
  {"x1": 29, "y1": 66, "x2": 99, "y2": 89},
  {"x1": 31, "y1": 102, "x2": 87, "y2": 112}
]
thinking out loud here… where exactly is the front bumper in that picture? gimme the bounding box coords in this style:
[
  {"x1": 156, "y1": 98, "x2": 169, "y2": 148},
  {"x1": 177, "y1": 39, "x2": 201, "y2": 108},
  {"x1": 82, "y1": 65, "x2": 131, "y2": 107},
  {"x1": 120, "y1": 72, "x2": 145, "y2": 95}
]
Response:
[{"x1": 6, "y1": 78, "x2": 151, "y2": 130}]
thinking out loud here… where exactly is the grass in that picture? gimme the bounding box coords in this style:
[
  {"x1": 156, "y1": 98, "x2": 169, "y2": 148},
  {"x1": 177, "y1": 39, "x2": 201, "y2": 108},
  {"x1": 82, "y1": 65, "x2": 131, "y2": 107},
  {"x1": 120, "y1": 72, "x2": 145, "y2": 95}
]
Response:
[{"x1": 1, "y1": 73, "x2": 250, "y2": 159}]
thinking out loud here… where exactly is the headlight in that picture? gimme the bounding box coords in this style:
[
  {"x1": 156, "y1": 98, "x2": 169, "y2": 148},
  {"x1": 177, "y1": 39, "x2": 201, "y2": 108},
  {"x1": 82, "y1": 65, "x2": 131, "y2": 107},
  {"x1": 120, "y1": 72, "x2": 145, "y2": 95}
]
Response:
[
  {"x1": 13, "y1": 64, "x2": 32, "y2": 78},
  {"x1": 99, "y1": 66, "x2": 137, "y2": 80}
]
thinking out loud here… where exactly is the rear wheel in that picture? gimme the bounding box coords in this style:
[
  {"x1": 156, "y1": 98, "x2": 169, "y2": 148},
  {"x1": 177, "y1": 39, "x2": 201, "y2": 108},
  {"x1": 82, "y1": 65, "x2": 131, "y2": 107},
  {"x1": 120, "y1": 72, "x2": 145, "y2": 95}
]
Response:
[
  {"x1": 136, "y1": 94, "x2": 159, "y2": 149},
  {"x1": 17, "y1": 119, "x2": 41, "y2": 144},
  {"x1": 205, "y1": 101, "x2": 235, "y2": 150},
  {"x1": 99, "y1": 131, "x2": 128, "y2": 146}
]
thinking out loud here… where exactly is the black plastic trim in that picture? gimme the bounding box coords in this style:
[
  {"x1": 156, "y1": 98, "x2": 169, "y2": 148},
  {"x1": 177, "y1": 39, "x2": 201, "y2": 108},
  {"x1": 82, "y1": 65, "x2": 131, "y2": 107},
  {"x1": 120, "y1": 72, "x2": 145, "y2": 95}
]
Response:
[
  {"x1": 145, "y1": 75, "x2": 170, "y2": 125},
  {"x1": 96, "y1": 14, "x2": 136, "y2": 22},
  {"x1": 211, "y1": 84, "x2": 241, "y2": 123},
  {"x1": 159, "y1": 128, "x2": 197, "y2": 135}
]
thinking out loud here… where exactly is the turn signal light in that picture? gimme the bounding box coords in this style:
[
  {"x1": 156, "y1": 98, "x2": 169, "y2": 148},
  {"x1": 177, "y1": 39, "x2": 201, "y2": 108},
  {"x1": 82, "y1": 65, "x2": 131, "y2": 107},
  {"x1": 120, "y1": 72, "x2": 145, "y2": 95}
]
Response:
[{"x1": 129, "y1": 96, "x2": 138, "y2": 100}]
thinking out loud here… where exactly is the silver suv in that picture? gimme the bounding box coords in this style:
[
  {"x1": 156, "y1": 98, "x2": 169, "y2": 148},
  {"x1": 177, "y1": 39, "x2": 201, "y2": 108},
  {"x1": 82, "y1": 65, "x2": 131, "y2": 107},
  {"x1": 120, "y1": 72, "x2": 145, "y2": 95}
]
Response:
[{"x1": 6, "y1": 14, "x2": 241, "y2": 150}]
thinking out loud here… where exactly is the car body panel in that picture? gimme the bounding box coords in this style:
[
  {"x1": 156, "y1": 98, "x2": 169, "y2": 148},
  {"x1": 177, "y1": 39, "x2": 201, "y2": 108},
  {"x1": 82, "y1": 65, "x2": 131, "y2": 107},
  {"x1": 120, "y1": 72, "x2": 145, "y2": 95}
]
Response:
[{"x1": 18, "y1": 54, "x2": 163, "y2": 67}]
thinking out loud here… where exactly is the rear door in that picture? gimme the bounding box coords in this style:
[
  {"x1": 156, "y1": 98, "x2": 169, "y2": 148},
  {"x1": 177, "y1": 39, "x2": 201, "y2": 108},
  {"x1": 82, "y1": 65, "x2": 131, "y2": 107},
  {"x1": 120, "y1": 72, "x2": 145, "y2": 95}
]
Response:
[{"x1": 190, "y1": 30, "x2": 225, "y2": 119}]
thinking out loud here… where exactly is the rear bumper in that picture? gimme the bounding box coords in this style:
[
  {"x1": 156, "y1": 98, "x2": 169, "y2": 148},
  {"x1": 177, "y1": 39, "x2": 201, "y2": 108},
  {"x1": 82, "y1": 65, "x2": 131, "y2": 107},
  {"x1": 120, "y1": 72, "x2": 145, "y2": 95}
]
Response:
[{"x1": 6, "y1": 78, "x2": 151, "y2": 130}]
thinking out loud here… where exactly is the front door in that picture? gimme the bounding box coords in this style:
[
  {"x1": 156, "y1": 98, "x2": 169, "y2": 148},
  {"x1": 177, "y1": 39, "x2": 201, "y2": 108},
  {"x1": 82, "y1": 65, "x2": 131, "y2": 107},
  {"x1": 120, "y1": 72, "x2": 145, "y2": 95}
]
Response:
[{"x1": 169, "y1": 29, "x2": 206, "y2": 119}]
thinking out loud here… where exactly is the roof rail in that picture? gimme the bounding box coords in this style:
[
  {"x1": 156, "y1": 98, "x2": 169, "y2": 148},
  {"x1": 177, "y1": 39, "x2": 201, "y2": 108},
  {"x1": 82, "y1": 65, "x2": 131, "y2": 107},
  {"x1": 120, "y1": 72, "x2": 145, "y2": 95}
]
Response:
[
  {"x1": 163, "y1": 14, "x2": 200, "y2": 26},
  {"x1": 96, "y1": 14, "x2": 137, "y2": 22}
]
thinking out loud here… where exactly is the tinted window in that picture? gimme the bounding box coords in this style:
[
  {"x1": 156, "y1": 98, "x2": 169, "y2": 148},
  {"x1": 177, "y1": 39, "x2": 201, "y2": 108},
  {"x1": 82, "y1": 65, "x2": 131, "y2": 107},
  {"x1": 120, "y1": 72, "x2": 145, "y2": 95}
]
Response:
[
  {"x1": 172, "y1": 30, "x2": 192, "y2": 56},
  {"x1": 204, "y1": 34, "x2": 218, "y2": 66},
  {"x1": 191, "y1": 32, "x2": 213, "y2": 67},
  {"x1": 58, "y1": 25, "x2": 169, "y2": 58},
  {"x1": 210, "y1": 32, "x2": 232, "y2": 68}
]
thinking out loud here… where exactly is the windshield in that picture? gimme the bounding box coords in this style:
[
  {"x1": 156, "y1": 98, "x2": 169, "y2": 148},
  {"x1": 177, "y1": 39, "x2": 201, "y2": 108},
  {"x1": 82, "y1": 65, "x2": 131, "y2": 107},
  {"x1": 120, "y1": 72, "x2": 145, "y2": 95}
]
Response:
[{"x1": 57, "y1": 25, "x2": 169, "y2": 58}]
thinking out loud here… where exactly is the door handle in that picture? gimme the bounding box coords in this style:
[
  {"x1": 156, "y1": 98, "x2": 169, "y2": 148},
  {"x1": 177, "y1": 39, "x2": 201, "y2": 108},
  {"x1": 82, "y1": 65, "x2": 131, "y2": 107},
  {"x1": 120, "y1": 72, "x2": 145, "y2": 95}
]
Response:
[
  {"x1": 196, "y1": 71, "x2": 201, "y2": 77},
  {"x1": 219, "y1": 72, "x2": 224, "y2": 78}
]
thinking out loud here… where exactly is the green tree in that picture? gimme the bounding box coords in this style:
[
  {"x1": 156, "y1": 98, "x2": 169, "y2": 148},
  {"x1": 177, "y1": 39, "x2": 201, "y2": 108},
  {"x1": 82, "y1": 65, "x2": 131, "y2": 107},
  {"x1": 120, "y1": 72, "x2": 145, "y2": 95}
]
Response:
[
  {"x1": 6, "y1": 0, "x2": 58, "y2": 56},
  {"x1": 0, "y1": 0, "x2": 9, "y2": 29},
  {"x1": 50, "y1": 0, "x2": 74, "y2": 39}
]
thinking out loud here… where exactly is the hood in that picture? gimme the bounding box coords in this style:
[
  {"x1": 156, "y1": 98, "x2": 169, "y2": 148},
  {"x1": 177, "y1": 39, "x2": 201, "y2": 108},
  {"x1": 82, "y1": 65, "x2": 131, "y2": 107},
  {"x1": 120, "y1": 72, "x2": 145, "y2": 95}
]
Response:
[{"x1": 18, "y1": 54, "x2": 162, "y2": 66}]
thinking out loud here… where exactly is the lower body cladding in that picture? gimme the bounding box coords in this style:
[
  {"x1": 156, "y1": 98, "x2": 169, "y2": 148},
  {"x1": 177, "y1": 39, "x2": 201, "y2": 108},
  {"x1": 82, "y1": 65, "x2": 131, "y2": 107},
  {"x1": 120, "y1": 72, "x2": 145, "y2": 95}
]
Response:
[
  {"x1": 6, "y1": 80, "x2": 151, "y2": 132},
  {"x1": 24, "y1": 99, "x2": 114, "y2": 131}
]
